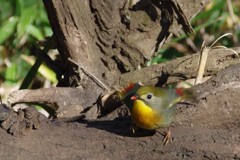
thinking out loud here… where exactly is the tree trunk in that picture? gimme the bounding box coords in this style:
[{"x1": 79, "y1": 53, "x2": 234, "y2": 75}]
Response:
[{"x1": 43, "y1": 0, "x2": 211, "y2": 97}]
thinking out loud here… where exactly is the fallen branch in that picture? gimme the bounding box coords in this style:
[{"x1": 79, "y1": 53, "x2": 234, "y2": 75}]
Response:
[
  {"x1": 7, "y1": 87, "x2": 98, "y2": 120},
  {"x1": 119, "y1": 47, "x2": 240, "y2": 87},
  {"x1": 7, "y1": 48, "x2": 240, "y2": 120}
]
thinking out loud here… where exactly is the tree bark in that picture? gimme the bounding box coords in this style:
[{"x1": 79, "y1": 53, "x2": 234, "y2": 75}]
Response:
[{"x1": 43, "y1": 0, "x2": 211, "y2": 98}]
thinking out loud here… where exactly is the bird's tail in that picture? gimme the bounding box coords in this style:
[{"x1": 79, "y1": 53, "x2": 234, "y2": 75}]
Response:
[{"x1": 175, "y1": 87, "x2": 197, "y2": 102}]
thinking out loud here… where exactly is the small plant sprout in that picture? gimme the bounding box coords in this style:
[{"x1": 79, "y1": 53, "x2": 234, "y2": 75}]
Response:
[{"x1": 195, "y1": 33, "x2": 239, "y2": 85}]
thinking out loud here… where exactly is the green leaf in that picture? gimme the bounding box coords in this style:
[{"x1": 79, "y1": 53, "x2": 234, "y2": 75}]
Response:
[
  {"x1": 37, "y1": 4, "x2": 51, "y2": 24},
  {"x1": 27, "y1": 24, "x2": 44, "y2": 40},
  {"x1": 15, "y1": 0, "x2": 25, "y2": 16},
  {"x1": 39, "y1": 62, "x2": 58, "y2": 83},
  {"x1": 0, "y1": 0, "x2": 14, "y2": 20},
  {"x1": 191, "y1": 0, "x2": 225, "y2": 24},
  {"x1": 19, "y1": 57, "x2": 42, "y2": 89},
  {"x1": 21, "y1": 54, "x2": 57, "y2": 83},
  {"x1": 5, "y1": 63, "x2": 18, "y2": 82},
  {"x1": 16, "y1": 5, "x2": 37, "y2": 42},
  {"x1": 0, "y1": 16, "x2": 18, "y2": 45},
  {"x1": 43, "y1": 26, "x2": 53, "y2": 37}
]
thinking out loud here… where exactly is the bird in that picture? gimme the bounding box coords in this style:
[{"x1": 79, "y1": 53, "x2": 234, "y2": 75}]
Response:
[{"x1": 125, "y1": 85, "x2": 193, "y2": 145}]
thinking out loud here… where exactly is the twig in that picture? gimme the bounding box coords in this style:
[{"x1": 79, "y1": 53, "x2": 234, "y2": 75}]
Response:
[
  {"x1": 194, "y1": 33, "x2": 237, "y2": 85},
  {"x1": 195, "y1": 41, "x2": 209, "y2": 85},
  {"x1": 68, "y1": 58, "x2": 111, "y2": 91}
]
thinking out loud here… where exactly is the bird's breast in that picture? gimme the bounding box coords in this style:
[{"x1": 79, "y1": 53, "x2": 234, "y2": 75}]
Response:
[{"x1": 131, "y1": 100, "x2": 163, "y2": 130}]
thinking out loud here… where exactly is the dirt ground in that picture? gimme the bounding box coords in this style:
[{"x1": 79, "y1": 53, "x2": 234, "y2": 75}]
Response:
[{"x1": 0, "y1": 64, "x2": 240, "y2": 160}]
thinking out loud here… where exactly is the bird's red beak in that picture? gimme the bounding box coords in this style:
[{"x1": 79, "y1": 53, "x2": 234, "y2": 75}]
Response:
[{"x1": 131, "y1": 95, "x2": 138, "y2": 100}]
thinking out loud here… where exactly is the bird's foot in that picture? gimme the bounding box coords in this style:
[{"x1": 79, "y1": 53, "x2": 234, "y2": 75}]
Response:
[
  {"x1": 163, "y1": 129, "x2": 172, "y2": 145},
  {"x1": 130, "y1": 123, "x2": 138, "y2": 134}
]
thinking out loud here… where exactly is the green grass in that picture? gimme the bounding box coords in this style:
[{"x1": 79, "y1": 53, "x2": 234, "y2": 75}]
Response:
[
  {"x1": 0, "y1": 0, "x2": 52, "y2": 85},
  {"x1": 148, "y1": 0, "x2": 240, "y2": 65},
  {"x1": 0, "y1": 0, "x2": 53, "y2": 101}
]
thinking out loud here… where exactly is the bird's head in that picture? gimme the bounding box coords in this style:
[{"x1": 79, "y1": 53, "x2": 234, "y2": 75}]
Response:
[{"x1": 131, "y1": 86, "x2": 163, "y2": 109}]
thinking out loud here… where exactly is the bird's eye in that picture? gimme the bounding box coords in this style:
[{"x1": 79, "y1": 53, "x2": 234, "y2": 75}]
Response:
[{"x1": 146, "y1": 93, "x2": 152, "y2": 100}]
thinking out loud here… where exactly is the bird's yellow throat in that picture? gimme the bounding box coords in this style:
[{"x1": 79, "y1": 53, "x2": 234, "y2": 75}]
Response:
[{"x1": 131, "y1": 99, "x2": 162, "y2": 130}]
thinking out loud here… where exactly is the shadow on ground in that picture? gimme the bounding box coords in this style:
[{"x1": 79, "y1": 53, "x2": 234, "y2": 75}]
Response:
[{"x1": 77, "y1": 117, "x2": 157, "y2": 137}]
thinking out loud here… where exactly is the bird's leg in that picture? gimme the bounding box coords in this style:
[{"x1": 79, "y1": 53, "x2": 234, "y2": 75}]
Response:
[
  {"x1": 163, "y1": 127, "x2": 172, "y2": 145},
  {"x1": 130, "y1": 122, "x2": 138, "y2": 134}
]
